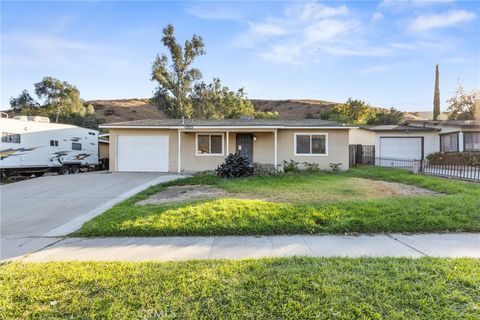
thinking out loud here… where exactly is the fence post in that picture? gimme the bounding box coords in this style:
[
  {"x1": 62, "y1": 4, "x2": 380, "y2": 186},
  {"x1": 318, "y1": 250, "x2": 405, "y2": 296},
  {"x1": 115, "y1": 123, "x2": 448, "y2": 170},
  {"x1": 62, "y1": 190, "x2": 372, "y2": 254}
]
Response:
[{"x1": 413, "y1": 160, "x2": 422, "y2": 174}]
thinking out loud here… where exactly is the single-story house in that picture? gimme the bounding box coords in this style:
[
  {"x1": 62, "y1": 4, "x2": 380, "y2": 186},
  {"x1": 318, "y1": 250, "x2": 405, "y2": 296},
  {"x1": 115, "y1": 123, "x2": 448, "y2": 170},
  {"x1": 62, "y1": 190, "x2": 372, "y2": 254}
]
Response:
[
  {"x1": 403, "y1": 120, "x2": 480, "y2": 153},
  {"x1": 100, "y1": 119, "x2": 355, "y2": 173},
  {"x1": 349, "y1": 120, "x2": 480, "y2": 160}
]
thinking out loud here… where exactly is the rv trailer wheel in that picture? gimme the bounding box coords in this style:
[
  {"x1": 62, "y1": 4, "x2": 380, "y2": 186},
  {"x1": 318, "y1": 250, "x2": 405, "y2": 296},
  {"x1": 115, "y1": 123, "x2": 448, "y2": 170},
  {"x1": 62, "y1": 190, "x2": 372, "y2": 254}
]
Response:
[
  {"x1": 59, "y1": 166, "x2": 70, "y2": 175},
  {"x1": 70, "y1": 166, "x2": 80, "y2": 174}
]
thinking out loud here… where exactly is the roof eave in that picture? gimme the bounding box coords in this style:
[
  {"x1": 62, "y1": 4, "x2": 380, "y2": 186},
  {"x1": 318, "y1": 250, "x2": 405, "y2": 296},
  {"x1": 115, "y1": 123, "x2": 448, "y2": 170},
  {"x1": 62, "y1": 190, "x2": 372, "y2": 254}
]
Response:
[{"x1": 99, "y1": 125, "x2": 358, "y2": 130}]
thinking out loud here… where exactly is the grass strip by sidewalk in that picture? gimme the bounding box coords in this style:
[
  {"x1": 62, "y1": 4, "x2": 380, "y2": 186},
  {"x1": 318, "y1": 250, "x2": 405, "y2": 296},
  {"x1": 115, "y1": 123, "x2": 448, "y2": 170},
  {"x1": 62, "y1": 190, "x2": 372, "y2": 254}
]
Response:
[{"x1": 1, "y1": 257, "x2": 479, "y2": 319}]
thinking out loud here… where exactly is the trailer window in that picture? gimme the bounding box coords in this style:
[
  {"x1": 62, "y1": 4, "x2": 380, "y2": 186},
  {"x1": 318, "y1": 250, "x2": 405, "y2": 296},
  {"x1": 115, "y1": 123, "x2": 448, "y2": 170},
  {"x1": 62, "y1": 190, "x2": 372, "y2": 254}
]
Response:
[
  {"x1": 2, "y1": 132, "x2": 21, "y2": 143},
  {"x1": 72, "y1": 142, "x2": 82, "y2": 150},
  {"x1": 50, "y1": 140, "x2": 59, "y2": 147}
]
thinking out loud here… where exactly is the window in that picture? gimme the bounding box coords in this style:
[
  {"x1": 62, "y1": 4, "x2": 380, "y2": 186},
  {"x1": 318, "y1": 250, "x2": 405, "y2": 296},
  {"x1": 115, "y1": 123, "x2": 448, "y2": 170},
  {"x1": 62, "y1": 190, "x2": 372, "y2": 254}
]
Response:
[
  {"x1": 295, "y1": 133, "x2": 327, "y2": 155},
  {"x1": 464, "y1": 132, "x2": 480, "y2": 152},
  {"x1": 1, "y1": 132, "x2": 21, "y2": 143},
  {"x1": 50, "y1": 140, "x2": 59, "y2": 147},
  {"x1": 440, "y1": 132, "x2": 459, "y2": 152},
  {"x1": 72, "y1": 142, "x2": 82, "y2": 150},
  {"x1": 196, "y1": 134, "x2": 223, "y2": 155}
]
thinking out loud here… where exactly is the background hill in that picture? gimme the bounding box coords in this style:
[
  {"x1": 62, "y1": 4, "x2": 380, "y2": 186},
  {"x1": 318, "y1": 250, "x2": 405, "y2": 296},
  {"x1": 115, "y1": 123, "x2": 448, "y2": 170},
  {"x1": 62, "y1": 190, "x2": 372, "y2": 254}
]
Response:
[{"x1": 86, "y1": 98, "x2": 436, "y2": 123}]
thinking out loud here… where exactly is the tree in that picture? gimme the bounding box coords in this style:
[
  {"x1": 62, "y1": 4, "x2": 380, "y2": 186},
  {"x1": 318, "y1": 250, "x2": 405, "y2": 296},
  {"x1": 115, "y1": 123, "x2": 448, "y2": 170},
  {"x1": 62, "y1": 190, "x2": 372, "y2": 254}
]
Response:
[
  {"x1": 85, "y1": 104, "x2": 95, "y2": 115},
  {"x1": 325, "y1": 98, "x2": 376, "y2": 124},
  {"x1": 9, "y1": 77, "x2": 103, "y2": 129},
  {"x1": 447, "y1": 84, "x2": 480, "y2": 120},
  {"x1": 191, "y1": 78, "x2": 254, "y2": 119},
  {"x1": 151, "y1": 24, "x2": 205, "y2": 118},
  {"x1": 9, "y1": 90, "x2": 39, "y2": 111},
  {"x1": 433, "y1": 64, "x2": 440, "y2": 121},
  {"x1": 366, "y1": 108, "x2": 405, "y2": 125},
  {"x1": 254, "y1": 111, "x2": 280, "y2": 119},
  {"x1": 34, "y1": 76, "x2": 84, "y2": 122}
]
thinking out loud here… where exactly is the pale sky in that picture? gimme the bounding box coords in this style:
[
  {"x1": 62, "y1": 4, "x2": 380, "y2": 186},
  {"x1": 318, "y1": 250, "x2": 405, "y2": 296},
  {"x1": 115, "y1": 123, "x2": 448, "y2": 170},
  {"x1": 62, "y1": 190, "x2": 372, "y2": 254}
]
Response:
[{"x1": 2, "y1": 0, "x2": 479, "y2": 111}]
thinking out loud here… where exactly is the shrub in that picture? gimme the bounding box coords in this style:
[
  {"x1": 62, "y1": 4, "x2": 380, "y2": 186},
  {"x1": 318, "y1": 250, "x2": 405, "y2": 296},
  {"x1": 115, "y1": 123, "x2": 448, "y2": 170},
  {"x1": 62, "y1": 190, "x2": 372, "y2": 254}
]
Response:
[
  {"x1": 426, "y1": 152, "x2": 480, "y2": 166},
  {"x1": 283, "y1": 159, "x2": 300, "y2": 173},
  {"x1": 253, "y1": 163, "x2": 277, "y2": 176},
  {"x1": 329, "y1": 163, "x2": 342, "y2": 171},
  {"x1": 216, "y1": 153, "x2": 253, "y2": 178},
  {"x1": 303, "y1": 162, "x2": 320, "y2": 172}
]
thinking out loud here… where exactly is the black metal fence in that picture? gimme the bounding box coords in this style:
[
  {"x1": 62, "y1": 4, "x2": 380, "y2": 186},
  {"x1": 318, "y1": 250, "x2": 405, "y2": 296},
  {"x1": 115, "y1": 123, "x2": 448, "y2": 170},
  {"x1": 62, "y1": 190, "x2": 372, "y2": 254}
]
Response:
[
  {"x1": 422, "y1": 159, "x2": 480, "y2": 182},
  {"x1": 364, "y1": 157, "x2": 416, "y2": 170},
  {"x1": 349, "y1": 144, "x2": 480, "y2": 182},
  {"x1": 358, "y1": 156, "x2": 480, "y2": 182}
]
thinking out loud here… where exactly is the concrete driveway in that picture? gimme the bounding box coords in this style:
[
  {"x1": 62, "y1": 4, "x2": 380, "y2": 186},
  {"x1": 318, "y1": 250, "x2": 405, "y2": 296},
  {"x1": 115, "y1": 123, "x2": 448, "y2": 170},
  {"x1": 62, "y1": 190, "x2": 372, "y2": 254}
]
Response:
[{"x1": 1, "y1": 171, "x2": 182, "y2": 260}]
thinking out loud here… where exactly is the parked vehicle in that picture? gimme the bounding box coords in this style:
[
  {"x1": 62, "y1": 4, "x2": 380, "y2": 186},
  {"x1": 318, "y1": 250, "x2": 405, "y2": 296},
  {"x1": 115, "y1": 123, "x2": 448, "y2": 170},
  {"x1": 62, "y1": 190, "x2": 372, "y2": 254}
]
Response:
[{"x1": 1, "y1": 116, "x2": 99, "y2": 180}]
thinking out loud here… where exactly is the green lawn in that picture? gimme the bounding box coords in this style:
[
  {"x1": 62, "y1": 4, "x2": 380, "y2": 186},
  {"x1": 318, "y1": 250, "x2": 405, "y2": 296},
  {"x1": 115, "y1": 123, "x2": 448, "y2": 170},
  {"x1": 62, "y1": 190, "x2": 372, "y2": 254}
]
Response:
[
  {"x1": 1, "y1": 258, "x2": 478, "y2": 319},
  {"x1": 77, "y1": 167, "x2": 480, "y2": 236}
]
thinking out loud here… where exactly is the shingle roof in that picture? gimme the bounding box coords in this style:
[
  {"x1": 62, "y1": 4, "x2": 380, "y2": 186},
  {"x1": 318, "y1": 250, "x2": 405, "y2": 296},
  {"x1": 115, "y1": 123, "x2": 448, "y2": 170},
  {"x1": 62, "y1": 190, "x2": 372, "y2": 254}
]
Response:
[
  {"x1": 100, "y1": 118, "x2": 355, "y2": 128},
  {"x1": 403, "y1": 120, "x2": 480, "y2": 128},
  {"x1": 360, "y1": 125, "x2": 439, "y2": 132}
]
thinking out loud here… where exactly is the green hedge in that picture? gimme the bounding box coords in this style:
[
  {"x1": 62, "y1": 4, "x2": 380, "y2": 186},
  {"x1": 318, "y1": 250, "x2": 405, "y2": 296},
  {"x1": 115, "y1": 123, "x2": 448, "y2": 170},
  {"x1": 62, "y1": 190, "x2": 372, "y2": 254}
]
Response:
[{"x1": 426, "y1": 152, "x2": 480, "y2": 166}]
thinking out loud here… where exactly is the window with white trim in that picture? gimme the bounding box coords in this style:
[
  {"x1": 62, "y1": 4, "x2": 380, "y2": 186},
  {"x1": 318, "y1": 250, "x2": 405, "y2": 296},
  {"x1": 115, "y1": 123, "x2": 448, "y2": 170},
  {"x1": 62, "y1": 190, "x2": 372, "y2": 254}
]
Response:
[
  {"x1": 440, "y1": 132, "x2": 458, "y2": 152},
  {"x1": 295, "y1": 133, "x2": 327, "y2": 155},
  {"x1": 50, "y1": 140, "x2": 59, "y2": 147},
  {"x1": 196, "y1": 134, "x2": 223, "y2": 155},
  {"x1": 464, "y1": 132, "x2": 480, "y2": 152}
]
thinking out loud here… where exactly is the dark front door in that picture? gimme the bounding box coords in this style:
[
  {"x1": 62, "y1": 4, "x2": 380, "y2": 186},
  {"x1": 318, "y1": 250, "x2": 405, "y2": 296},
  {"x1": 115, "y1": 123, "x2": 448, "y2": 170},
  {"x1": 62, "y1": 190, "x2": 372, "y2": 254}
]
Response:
[{"x1": 236, "y1": 134, "x2": 253, "y2": 162}]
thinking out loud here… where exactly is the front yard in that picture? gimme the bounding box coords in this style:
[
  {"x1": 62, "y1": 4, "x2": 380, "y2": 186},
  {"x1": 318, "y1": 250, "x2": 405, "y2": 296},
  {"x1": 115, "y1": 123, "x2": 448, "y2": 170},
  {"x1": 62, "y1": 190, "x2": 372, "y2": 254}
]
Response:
[
  {"x1": 77, "y1": 167, "x2": 480, "y2": 236},
  {"x1": 1, "y1": 257, "x2": 478, "y2": 319}
]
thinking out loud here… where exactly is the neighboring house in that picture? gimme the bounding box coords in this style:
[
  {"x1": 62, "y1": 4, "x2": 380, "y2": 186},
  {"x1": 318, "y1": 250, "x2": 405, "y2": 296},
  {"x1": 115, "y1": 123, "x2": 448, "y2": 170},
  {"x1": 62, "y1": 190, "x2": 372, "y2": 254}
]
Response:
[
  {"x1": 403, "y1": 120, "x2": 480, "y2": 153},
  {"x1": 349, "y1": 120, "x2": 480, "y2": 160},
  {"x1": 100, "y1": 119, "x2": 354, "y2": 173},
  {"x1": 349, "y1": 125, "x2": 440, "y2": 160}
]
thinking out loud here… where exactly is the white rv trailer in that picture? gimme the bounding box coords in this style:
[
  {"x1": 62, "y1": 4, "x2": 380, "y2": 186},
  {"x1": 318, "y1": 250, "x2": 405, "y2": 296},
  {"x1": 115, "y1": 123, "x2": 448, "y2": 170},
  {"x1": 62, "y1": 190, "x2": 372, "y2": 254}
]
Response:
[{"x1": 1, "y1": 116, "x2": 99, "y2": 179}]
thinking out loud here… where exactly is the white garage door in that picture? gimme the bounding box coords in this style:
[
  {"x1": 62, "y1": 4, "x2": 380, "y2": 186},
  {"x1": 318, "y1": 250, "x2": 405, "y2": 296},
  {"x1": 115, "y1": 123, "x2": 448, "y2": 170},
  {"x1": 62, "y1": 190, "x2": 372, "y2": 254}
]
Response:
[
  {"x1": 117, "y1": 135, "x2": 169, "y2": 172},
  {"x1": 380, "y1": 137, "x2": 423, "y2": 160}
]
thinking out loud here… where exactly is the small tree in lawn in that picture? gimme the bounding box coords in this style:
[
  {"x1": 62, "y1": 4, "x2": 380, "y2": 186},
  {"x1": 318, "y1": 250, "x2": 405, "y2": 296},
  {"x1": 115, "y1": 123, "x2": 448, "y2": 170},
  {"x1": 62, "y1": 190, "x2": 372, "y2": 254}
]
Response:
[{"x1": 151, "y1": 24, "x2": 205, "y2": 118}]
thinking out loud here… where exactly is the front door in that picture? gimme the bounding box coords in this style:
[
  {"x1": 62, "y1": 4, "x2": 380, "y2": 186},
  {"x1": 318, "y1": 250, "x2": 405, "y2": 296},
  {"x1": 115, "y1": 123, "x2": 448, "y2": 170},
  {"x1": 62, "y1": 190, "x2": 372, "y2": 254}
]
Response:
[{"x1": 236, "y1": 134, "x2": 253, "y2": 162}]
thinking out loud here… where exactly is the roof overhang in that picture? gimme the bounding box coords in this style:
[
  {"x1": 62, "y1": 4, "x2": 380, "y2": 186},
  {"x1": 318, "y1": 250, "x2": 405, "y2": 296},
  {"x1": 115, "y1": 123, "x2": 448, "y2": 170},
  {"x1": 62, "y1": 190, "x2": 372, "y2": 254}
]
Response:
[{"x1": 100, "y1": 125, "x2": 357, "y2": 130}]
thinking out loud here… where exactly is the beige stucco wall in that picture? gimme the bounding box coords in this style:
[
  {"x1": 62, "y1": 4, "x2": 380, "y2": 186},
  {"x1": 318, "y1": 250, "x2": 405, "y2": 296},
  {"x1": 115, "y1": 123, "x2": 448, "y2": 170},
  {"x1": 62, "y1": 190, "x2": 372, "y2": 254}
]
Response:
[
  {"x1": 109, "y1": 128, "x2": 179, "y2": 172},
  {"x1": 277, "y1": 129, "x2": 350, "y2": 171},
  {"x1": 179, "y1": 131, "x2": 276, "y2": 172},
  {"x1": 349, "y1": 128, "x2": 376, "y2": 145},
  {"x1": 108, "y1": 128, "x2": 350, "y2": 172}
]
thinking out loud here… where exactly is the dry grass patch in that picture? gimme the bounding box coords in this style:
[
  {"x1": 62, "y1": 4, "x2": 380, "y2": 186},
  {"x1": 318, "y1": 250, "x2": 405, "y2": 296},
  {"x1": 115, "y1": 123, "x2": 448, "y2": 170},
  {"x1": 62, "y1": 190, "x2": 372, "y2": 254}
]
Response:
[{"x1": 136, "y1": 177, "x2": 439, "y2": 205}]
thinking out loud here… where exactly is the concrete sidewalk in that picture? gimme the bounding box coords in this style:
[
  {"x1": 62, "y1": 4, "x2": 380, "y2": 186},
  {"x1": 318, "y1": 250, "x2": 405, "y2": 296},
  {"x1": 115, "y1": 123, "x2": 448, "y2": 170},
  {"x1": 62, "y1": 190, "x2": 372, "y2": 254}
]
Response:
[{"x1": 18, "y1": 233, "x2": 479, "y2": 262}]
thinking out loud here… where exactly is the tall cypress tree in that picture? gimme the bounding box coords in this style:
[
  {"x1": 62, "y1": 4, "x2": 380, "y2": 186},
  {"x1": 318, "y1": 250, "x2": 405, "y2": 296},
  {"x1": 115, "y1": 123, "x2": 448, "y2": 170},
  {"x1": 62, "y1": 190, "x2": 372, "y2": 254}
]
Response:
[{"x1": 433, "y1": 64, "x2": 440, "y2": 120}]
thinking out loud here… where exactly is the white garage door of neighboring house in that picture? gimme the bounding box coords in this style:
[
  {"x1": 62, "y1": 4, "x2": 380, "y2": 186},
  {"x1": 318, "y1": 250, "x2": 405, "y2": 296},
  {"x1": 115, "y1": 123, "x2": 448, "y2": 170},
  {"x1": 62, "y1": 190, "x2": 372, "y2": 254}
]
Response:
[
  {"x1": 379, "y1": 137, "x2": 423, "y2": 160},
  {"x1": 117, "y1": 135, "x2": 169, "y2": 172}
]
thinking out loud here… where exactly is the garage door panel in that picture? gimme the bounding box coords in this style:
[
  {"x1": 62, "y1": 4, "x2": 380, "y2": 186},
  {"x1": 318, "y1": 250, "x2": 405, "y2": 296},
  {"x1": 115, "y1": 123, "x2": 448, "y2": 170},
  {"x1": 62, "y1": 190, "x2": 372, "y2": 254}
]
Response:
[
  {"x1": 117, "y1": 135, "x2": 169, "y2": 172},
  {"x1": 379, "y1": 137, "x2": 423, "y2": 160}
]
